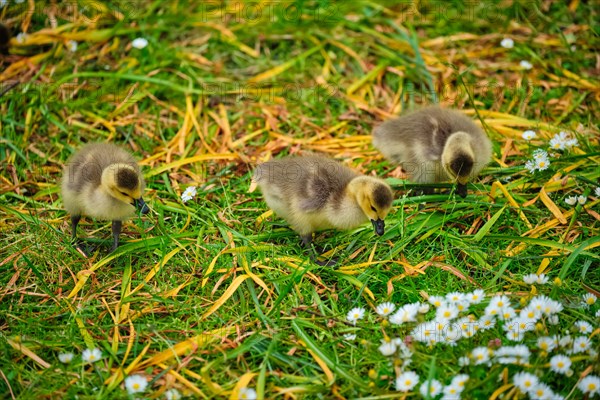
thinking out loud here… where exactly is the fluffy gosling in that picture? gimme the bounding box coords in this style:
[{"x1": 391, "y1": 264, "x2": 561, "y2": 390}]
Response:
[
  {"x1": 372, "y1": 105, "x2": 492, "y2": 197},
  {"x1": 61, "y1": 143, "x2": 149, "y2": 252},
  {"x1": 252, "y1": 155, "x2": 393, "y2": 260}
]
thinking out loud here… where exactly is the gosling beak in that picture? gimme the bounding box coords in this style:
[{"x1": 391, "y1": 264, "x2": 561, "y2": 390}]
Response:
[
  {"x1": 456, "y1": 183, "x2": 468, "y2": 198},
  {"x1": 371, "y1": 219, "x2": 385, "y2": 236},
  {"x1": 134, "y1": 198, "x2": 150, "y2": 214}
]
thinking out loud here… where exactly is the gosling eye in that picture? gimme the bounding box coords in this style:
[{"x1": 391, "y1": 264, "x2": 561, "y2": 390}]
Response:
[
  {"x1": 370, "y1": 205, "x2": 377, "y2": 212},
  {"x1": 120, "y1": 191, "x2": 129, "y2": 197}
]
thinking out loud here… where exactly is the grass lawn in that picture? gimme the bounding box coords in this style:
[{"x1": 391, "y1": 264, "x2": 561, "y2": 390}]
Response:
[{"x1": 1, "y1": 1, "x2": 599, "y2": 399}]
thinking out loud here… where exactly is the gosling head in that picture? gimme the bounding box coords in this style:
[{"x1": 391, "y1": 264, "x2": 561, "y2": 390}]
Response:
[
  {"x1": 101, "y1": 163, "x2": 149, "y2": 214},
  {"x1": 442, "y1": 132, "x2": 475, "y2": 198},
  {"x1": 347, "y1": 176, "x2": 393, "y2": 236}
]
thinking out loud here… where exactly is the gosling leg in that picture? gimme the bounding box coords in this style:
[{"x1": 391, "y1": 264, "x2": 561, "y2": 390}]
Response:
[
  {"x1": 70, "y1": 215, "x2": 81, "y2": 241},
  {"x1": 456, "y1": 183, "x2": 468, "y2": 198},
  {"x1": 111, "y1": 220, "x2": 122, "y2": 252},
  {"x1": 300, "y1": 234, "x2": 338, "y2": 266}
]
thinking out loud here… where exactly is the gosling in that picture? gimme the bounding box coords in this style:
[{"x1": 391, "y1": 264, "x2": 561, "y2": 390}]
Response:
[
  {"x1": 252, "y1": 155, "x2": 394, "y2": 260},
  {"x1": 372, "y1": 105, "x2": 492, "y2": 198},
  {"x1": 61, "y1": 143, "x2": 150, "y2": 252}
]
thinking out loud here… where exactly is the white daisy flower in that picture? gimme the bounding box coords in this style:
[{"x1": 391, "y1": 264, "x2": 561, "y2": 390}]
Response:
[
  {"x1": 66, "y1": 40, "x2": 78, "y2": 52},
  {"x1": 550, "y1": 131, "x2": 578, "y2": 150},
  {"x1": 378, "y1": 339, "x2": 397, "y2": 356},
  {"x1": 435, "y1": 303, "x2": 459, "y2": 322},
  {"x1": 574, "y1": 321, "x2": 593, "y2": 334},
  {"x1": 58, "y1": 352, "x2": 74, "y2": 363},
  {"x1": 466, "y1": 289, "x2": 485, "y2": 304},
  {"x1": 500, "y1": 38, "x2": 514, "y2": 48},
  {"x1": 16, "y1": 33, "x2": 27, "y2": 43},
  {"x1": 346, "y1": 307, "x2": 365, "y2": 324},
  {"x1": 484, "y1": 303, "x2": 500, "y2": 317},
  {"x1": 533, "y1": 149, "x2": 549, "y2": 160},
  {"x1": 565, "y1": 196, "x2": 578, "y2": 206},
  {"x1": 497, "y1": 357, "x2": 518, "y2": 365},
  {"x1": 548, "y1": 314, "x2": 560, "y2": 325},
  {"x1": 389, "y1": 303, "x2": 419, "y2": 325},
  {"x1": 455, "y1": 300, "x2": 470, "y2": 313},
  {"x1": 595, "y1": 187, "x2": 600, "y2": 197},
  {"x1": 559, "y1": 335, "x2": 573, "y2": 348},
  {"x1": 443, "y1": 324, "x2": 461, "y2": 345},
  {"x1": 165, "y1": 388, "x2": 182, "y2": 400},
  {"x1": 506, "y1": 329, "x2": 525, "y2": 342},
  {"x1": 537, "y1": 336, "x2": 556, "y2": 352},
  {"x1": 578, "y1": 375, "x2": 600, "y2": 396},
  {"x1": 596, "y1": 309, "x2": 600, "y2": 317},
  {"x1": 520, "y1": 60, "x2": 533, "y2": 70},
  {"x1": 451, "y1": 374, "x2": 469, "y2": 389},
  {"x1": 442, "y1": 383, "x2": 463, "y2": 399},
  {"x1": 520, "y1": 306, "x2": 541, "y2": 322},
  {"x1": 181, "y1": 186, "x2": 197, "y2": 203},
  {"x1": 82, "y1": 348, "x2": 102, "y2": 363},
  {"x1": 522, "y1": 130, "x2": 537, "y2": 140},
  {"x1": 572, "y1": 336, "x2": 592, "y2": 353},
  {"x1": 496, "y1": 345, "x2": 530, "y2": 360},
  {"x1": 458, "y1": 356, "x2": 470, "y2": 366},
  {"x1": 524, "y1": 160, "x2": 536, "y2": 173},
  {"x1": 446, "y1": 292, "x2": 464, "y2": 303},
  {"x1": 535, "y1": 156, "x2": 550, "y2": 171},
  {"x1": 536, "y1": 274, "x2": 549, "y2": 284},
  {"x1": 489, "y1": 295, "x2": 511, "y2": 310},
  {"x1": 396, "y1": 371, "x2": 419, "y2": 392},
  {"x1": 239, "y1": 387, "x2": 257, "y2": 400},
  {"x1": 523, "y1": 273, "x2": 538, "y2": 284},
  {"x1": 419, "y1": 379, "x2": 443, "y2": 398},
  {"x1": 530, "y1": 383, "x2": 555, "y2": 400},
  {"x1": 418, "y1": 303, "x2": 430, "y2": 314},
  {"x1": 124, "y1": 375, "x2": 148, "y2": 394},
  {"x1": 513, "y1": 371, "x2": 539, "y2": 393},
  {"x1": 510, "y1": 317, "x2": 535, "y2": 333},
  {"x1": 471, "y1": 347, "x2": 491, "y2": 365},
  {"x1": 499, "y1": 307, "x2": 516, "y2": 321},
  {"x1": 549, "y1": 354, "x2": 571, "y2": 374},
  {"x1": 375, "y1": 302, "x2": 396, "y2": 317},
  {"x1": 577, "y1": 195, "x2": 587, "y2": 205},
  {"x1": 479, "y1": 315, "x2": 496, "y2": 330},
  {"x1": 131, "y1": 37, "x2": 149, "y2": 49},
  {"x1": 343, "y1": 333, "x2": 357, "y2": 341},
  {"x1": 583, "y1": 293, "x2": 597, "y2": 306},
  {"x1": 541, "y1": 299, "x2": 563, "y2": 316},
  {"x1": 428, "y1": 295, "x2": 445, "y2": 308}
]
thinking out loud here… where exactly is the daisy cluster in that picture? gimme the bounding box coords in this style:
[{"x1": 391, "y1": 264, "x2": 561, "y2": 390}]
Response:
[
  {"x1": 55, "y1": 347, "x2": 182, "y2": 398},
  {"x1": 522, "y1": 130, "x2": 579, "y2": 174},
  {"x1": 345, "y1": 281, "x2": 599, "y2": 399}
]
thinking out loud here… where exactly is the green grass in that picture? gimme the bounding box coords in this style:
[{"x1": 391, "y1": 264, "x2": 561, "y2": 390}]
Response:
[{"x1": 1, "y1": 1, "x2": 599, "y2": 399}]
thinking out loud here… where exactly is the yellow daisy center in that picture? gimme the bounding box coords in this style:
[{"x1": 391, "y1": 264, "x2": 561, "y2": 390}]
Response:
[
  {"x1": 557, "y1": 362, "x2": 564, "y2": 368},
  {"x1": 525, "y1": 381, "x2": 531, "y2": 387},
  {"x1": 589, "y1": 384, "x2": 597, "y2": 390},
  {"x1": 405, "y1": 379, "x2": 412, "y2": 385},
  {"x1": 443, "y1": 311, "x2": 451, "y2": 318},
  {"x1": 133, "y1": 383, "x2": 140, "y2": 389}
]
